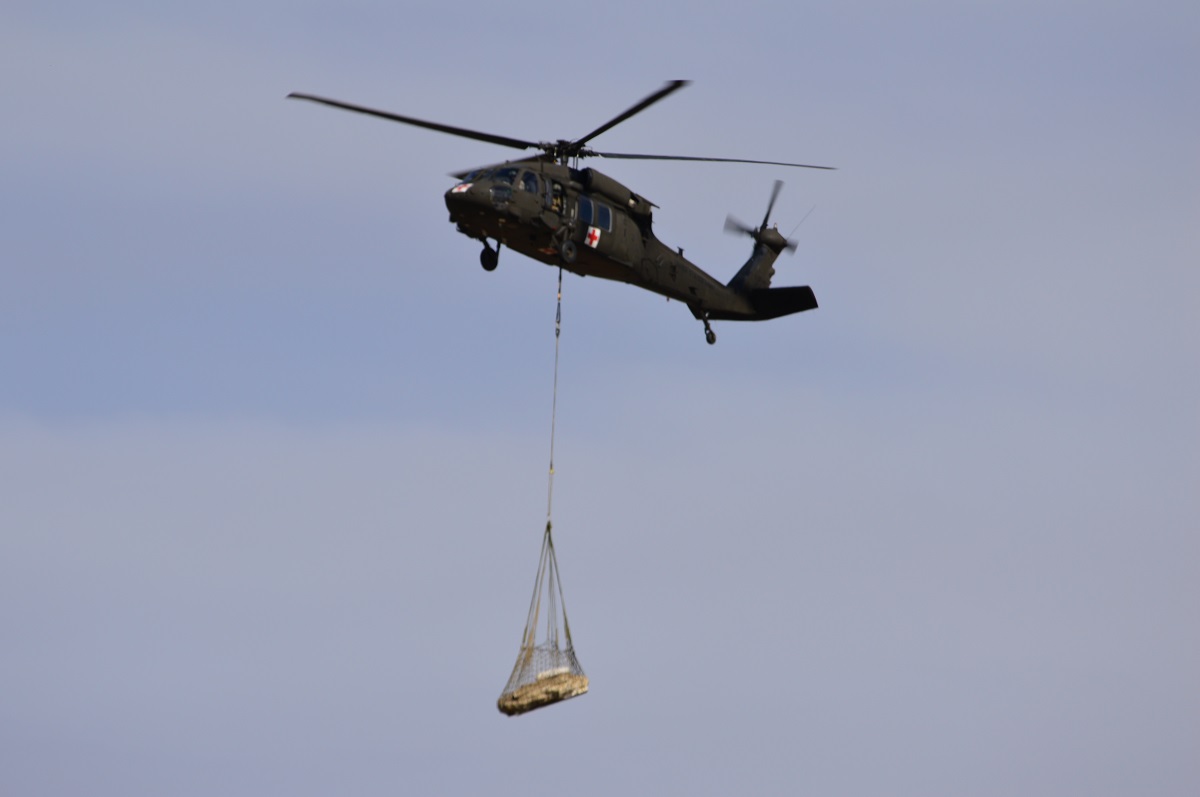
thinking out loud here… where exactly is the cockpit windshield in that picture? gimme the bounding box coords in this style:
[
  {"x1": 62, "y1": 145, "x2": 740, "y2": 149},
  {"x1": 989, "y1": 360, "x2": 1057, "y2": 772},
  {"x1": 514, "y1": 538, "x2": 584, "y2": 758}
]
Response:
[
  {"x1": 492, "y1": 167, "x2": 519, "y2": 185},
  {"x1": 459, "y1": 166, "x2": 521, "y2": 185}
]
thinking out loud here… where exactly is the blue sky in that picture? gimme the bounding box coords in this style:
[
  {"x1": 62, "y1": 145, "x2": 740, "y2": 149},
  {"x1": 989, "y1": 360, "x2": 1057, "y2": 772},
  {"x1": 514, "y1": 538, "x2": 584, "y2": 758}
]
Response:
[{"x1": 3, "y1": 2, "x2": 1198, "y2": 795}]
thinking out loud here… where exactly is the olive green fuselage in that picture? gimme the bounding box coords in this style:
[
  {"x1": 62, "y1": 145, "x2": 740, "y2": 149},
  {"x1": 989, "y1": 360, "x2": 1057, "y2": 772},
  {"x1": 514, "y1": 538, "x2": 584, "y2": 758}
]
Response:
[
  {"x1": 288, "y1": 83, "x2": 822, "y2": 341},
  {"x1": 445, "y1": 159, "x2": 759, "y2": 319}
]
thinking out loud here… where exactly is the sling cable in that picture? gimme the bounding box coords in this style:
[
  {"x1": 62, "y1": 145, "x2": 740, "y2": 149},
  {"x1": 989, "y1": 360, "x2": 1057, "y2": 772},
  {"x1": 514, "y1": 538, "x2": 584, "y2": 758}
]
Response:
[{"x1": 497, "y1": 268, "x2": 589, "y2": 716}]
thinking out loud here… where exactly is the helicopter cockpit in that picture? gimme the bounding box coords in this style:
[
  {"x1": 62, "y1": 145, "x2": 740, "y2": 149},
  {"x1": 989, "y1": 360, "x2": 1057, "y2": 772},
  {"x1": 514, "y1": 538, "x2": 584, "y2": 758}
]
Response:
[
  {"x1": 452, "y1": 166, "x2": 545, "y2": 205},
  {"x1": 457, "y1": 167, "x2": 534, "y2": 186}
]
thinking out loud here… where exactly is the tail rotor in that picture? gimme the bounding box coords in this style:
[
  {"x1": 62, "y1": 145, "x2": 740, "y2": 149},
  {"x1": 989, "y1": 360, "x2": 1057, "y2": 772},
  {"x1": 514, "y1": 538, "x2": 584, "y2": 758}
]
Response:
[{"x1": 724, "y1": 179, "x2": 798, "y2": 254}]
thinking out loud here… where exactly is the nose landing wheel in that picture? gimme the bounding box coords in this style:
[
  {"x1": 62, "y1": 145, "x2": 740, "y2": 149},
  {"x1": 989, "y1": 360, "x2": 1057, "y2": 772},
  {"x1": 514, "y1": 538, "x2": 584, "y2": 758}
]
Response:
[{"x1": 480, "y1": 243, "x2": 499, "y2": 271}]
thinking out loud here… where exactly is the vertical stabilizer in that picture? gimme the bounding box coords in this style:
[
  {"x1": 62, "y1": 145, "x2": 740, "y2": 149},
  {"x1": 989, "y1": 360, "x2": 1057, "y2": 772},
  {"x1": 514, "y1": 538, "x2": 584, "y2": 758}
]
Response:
[
  {"x1": 726, "y1": 240, "x2": 781, "y2": 292},
  {"x1": 723, "y1": 180, "x2": 797, "y2": 294}
]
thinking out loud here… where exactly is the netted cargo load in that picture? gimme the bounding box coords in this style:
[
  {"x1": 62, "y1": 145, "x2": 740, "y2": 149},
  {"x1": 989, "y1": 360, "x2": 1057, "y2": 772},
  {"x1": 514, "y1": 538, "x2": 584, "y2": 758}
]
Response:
[{"x1": 497, "y1": 521, "x2": 587, "y2": 716}]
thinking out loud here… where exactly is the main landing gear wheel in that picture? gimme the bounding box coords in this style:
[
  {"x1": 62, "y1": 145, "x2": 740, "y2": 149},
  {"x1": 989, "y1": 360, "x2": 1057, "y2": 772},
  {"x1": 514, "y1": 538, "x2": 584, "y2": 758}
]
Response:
[
  {"x1": 703, "y1": 318, "x2": 717, "y2": 345},
  {"x1": 480, "y1": 244, "x2": 499, "y2": 271},
  {"x1": 560, "y1": 239, "x2": 577, "y2": 265}
]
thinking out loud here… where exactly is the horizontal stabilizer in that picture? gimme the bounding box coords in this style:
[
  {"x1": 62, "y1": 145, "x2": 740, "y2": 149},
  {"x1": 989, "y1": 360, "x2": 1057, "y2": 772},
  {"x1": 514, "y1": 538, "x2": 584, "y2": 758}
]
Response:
[{"x1": 750, "y1": 286, "x2": 818, "y2": 320}]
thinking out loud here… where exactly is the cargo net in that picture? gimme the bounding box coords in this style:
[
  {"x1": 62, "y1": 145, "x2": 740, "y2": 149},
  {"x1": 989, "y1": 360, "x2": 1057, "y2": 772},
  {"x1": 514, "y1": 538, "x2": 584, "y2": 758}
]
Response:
[{"x1": 497, "y1": 521, "x2": 588, "y2": 716}]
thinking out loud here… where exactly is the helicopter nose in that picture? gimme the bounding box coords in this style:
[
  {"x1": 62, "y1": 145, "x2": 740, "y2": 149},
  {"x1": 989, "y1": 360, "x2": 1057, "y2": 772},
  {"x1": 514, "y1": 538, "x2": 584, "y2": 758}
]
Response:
[{"x1": 444, "y1": 179, "x2": 488, "y2": 212}]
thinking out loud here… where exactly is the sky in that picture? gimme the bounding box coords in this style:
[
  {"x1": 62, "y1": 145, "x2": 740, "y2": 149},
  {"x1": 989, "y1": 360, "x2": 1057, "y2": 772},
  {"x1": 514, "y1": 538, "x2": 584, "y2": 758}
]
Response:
[{"x1": 2, "y1": 2, "x2": 1198, "y2": 795}]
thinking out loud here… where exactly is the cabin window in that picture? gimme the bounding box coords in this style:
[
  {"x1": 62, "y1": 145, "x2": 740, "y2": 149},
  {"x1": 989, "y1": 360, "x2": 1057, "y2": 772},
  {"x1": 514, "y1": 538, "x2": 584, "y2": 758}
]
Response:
[
  {"x1": 492, "y1": 167, "x2": 519, "y2": 185},
  {"x1": 596, "y1": 202, "x2": 612, "y2": 231},
  {"x1": 576, "y1": 196, "x2": 594, "y2": 225},
  {"x1": 520, "y1": 171, "x2": 540, "y2": 193}
]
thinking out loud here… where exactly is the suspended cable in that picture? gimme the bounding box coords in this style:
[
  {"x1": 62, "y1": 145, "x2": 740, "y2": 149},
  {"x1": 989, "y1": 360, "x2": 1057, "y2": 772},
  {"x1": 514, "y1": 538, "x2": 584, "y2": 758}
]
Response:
[
  {"x1": 546, "y1": 267, "x2": 563, "y2": 524},
  {"x1": 496, "y1": 266, "x2": 588, "y2": 716}
]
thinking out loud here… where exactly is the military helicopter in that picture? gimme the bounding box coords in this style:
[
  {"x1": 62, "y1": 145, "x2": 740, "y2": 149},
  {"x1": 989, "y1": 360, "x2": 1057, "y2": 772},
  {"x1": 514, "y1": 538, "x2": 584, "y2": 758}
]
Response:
[{"x1": 288, "y1": 80, "x2": 832, "y2": 344}]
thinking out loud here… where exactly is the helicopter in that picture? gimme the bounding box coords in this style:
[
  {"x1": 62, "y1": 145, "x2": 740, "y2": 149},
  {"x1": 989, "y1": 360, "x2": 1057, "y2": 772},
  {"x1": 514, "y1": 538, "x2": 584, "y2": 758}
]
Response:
[{"x1": 287, "y1": 80, "x2": 833, "y2": 345}]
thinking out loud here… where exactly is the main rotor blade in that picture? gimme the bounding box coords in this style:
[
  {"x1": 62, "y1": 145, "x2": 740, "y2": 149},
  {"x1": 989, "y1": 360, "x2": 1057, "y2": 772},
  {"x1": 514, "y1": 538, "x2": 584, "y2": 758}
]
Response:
[
  {"x1": 571, "y1": 80, "x2": 691, "y2": 150},
  {"x1": 287, "y1": 93, "x2": 540, "y2": 151},
  {"x1": 590, "y1": 151, "x2": 836, "y2": 170}
]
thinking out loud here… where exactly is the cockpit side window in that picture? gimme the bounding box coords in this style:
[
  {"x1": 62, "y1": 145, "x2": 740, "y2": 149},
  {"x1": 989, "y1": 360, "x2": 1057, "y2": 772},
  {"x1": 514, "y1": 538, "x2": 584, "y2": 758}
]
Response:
[{"x1": 520, "y1": 171, "x2": 540, "y2": 193}]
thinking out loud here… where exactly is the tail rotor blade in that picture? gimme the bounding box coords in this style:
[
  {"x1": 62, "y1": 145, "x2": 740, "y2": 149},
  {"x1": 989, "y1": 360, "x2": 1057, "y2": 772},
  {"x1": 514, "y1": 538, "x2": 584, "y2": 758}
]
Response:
[
  {"x1": 724, "y1": 214, "x2": 755, "y2": 237},
  {"x1": 761, "y1": 180, "x2": 784, "y2": 230}
]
